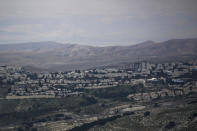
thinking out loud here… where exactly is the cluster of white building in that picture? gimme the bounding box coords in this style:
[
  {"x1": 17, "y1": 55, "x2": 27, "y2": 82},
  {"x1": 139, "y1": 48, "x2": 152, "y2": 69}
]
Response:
[{"x1": 0, "y1": 60, "x2": 197, "y2": 99}]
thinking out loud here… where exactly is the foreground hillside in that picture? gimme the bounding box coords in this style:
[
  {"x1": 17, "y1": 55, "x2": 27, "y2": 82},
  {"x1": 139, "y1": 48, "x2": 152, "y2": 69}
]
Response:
[
  {"x1": 87, "y1": 94, "x2": 197, "y2": 131},
  {"x1": 1, "y1": 88, "x2": 197, "y2": 131},
  {"x1": 0, "y1": 38, "x2": 197, "y2": 71}
]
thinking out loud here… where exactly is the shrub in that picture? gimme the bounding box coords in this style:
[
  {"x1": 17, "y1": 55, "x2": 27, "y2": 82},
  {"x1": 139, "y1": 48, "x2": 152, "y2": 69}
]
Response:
[
  {"x1": 55, "y1": 114, "x2": 64, "y2": 117},
  {"x1": 144, "y1": 111, "x2": 150, "y2": 117},
  {"x1": 165, "y1": 121, "x2": 176, "y2": 129}
]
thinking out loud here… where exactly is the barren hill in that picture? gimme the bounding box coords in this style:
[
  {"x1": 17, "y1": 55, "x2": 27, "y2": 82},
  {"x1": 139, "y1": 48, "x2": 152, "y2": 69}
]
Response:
[{"x1": 0, "y1": 38, "x2": 197, "y2": 71}]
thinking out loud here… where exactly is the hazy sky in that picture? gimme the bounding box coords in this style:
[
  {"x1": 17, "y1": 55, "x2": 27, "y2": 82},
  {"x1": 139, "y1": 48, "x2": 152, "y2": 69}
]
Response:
[{"x1": 0, "y1": 0, "x2": 197, "y2": 46}]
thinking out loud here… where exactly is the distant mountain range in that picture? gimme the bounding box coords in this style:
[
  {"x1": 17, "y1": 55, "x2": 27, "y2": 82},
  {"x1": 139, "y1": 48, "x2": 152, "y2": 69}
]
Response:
[{"x1": 0, "y1": 38, "x2": 197, "y2": 71}]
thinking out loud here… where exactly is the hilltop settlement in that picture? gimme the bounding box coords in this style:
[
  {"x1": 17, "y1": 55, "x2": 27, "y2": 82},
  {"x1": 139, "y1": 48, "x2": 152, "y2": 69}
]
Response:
[
  {"x1": 0, "y1": 60, "x2": 197, "y2": 130},
  {"x1": 1, "y1": 60, "x2": 197, "y2": 100}
]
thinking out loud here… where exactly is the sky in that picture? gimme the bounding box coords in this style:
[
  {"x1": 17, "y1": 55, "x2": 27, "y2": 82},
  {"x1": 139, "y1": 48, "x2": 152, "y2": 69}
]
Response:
[{"x1": 0, "y1": 0, "x2": 197, "y2": 46}]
